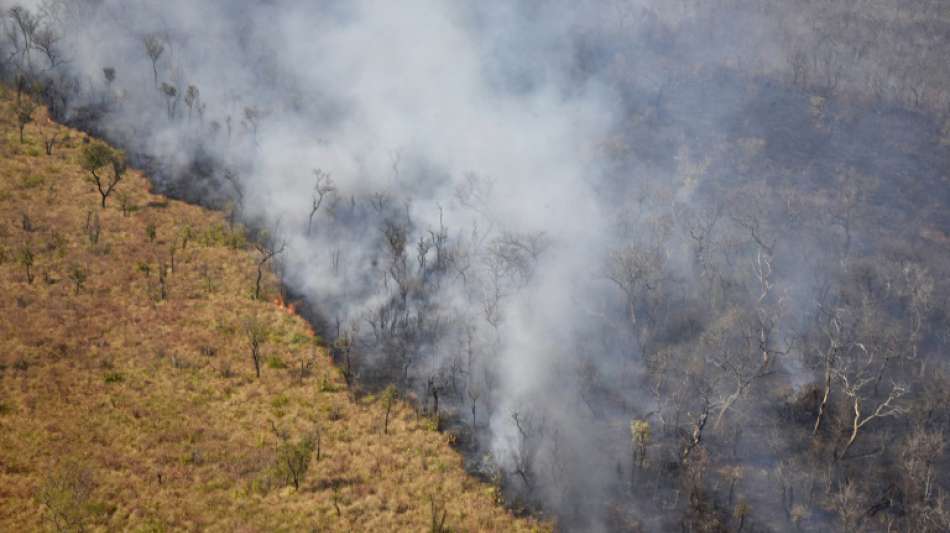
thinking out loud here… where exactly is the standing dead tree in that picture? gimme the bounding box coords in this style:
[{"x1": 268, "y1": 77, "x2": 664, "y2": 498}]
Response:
[
  {"x1": 812, "y1": 305, "x2": 845, "y2": 436},
  {"x1": 143, "y1": 34, "x2": 164, "y2": 87},
  {"x1": 682, "y1": 395, "x2": 710, "y2": 463},
  {"x1": 381, "y1": 384, "x2": 397, "y2": 435},
  {"x1": 253, "y1": 227, "x2": 286, "y2": 300},
  {"x1": 833, "y1": 345, "x2": 907, "y2": 460},
  {"x1": 15, "y1": 98, "x2": 34, "y2": 143},
  {"x1": 184, "y1": 84, "x2": 200, "y2": 122},
  {"x1": 605, "y1": 243, "x2": 666, "y2": 346},
  {"x1": 5, "y1": 6, "x2": 39, "y2": 101},
  {"x1": 676, "y1": 202, "x2": 723, "y2": 282},
  {"x1": 243, "y1": 315, "x2": 267, "y2": 378},
  {"x1": 509, "y1": 410, "x2": 545, "y2": 491},
  {"x1": 160, "y1": 82, "x2": 178, "y2": 119},
  {"x1": 42, "y1": 130, "x2": 57, "y2": 155},
  {"x1": 221, "y1": 168, "x2": 244, "y2": 226},
  {"x1": 307, "y1": 169, "x2": 335, "y2": 237},
  {"x1": 32, "y1": 24, "x2": 61, "y2": 69}
]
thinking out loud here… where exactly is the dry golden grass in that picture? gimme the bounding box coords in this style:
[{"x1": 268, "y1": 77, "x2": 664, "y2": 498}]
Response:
[{"x1": 0, "y1": 90, "x2": 546, "y2": 532}]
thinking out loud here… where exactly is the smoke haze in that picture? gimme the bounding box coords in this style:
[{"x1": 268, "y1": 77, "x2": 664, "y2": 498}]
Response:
[{"x1": 6, "y1": 0, "x2": 950, "y2": 531}]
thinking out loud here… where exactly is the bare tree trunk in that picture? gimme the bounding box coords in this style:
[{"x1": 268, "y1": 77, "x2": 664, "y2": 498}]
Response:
[{"x1": 814, "y1": 371, "x2": 832, "y2": 435}]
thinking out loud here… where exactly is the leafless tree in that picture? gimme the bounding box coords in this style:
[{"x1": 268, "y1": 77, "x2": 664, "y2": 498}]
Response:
[
  {"x1": 242, "y1": 105, "x2": 261, "y2": 144},
  {"x1": 307, "y1": 169, "x2": 335, "y2": 236},
  {"x1": 606, "y1": 244, "x2": 665, "y2": 329},
  {"x1": 253, "y1": 226, "x2": 286, "y2": 300},
  {"x1": 42, "y1": 129, "x2": 57, "y2": 155},
  {"x1": 31, "y1": 24, "x2": 61, "y2": 69},
  {"x1": 787, "y1": 47, "x2": 809, "y2": 88},
  {"x1": 5, "y1": 6, "x2": 39, "y2": 81},
  {"x1": 832, "y1": 479, "x2": 865, "y2": 533},
  {"x1": 102, "y1": 66, "x2": 115, "y2": 87},
  {"x1": 15, "y1": 98, "x2": 34, "y2": 142},
  {"x1": 899, "y1": 427, "x2": 943, "y2": 507},
  {"x1": 143, "y1": 34, "x2": 164, "y2": 87},
  {"x1": 705, "y1": 304, "x2": 788, "y2": 430},
  {"x1": 221, "y1": 168, "x2": 245, "y2": 222},
  {"x1": 184, "y1": 84, "x2": 199, "y2": 121},
  {"x1": 676, "y1": 202, "x2": 722, "y2": 281},
  {"x1": 833, "y1": 350, "x2": 906, "y2": 460},
  {"x1": 160, "y1": 82, "x2": 178, "y2": 119},
  {"x1": 812, "y1": 304, "x2": 845, "y2": 436},
  {"x1": 510, "y1": 410, "x2": 544, "y2": 490},
  {"x1": 682, "y1": 395, "x2": 710, "y2": 463},
  {"x1": 243, "y1": 315, "x2": 266, "y2": 378}
]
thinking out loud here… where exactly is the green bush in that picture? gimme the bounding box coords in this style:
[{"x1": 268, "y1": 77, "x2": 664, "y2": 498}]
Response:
[
  {"x1": 20, "y1": 174, "x2": 45, "y2": 189},
  {"x1": 37, "y1": 462, "x2": 100, "y2": 532},
  {"x1": 273, "y1": 436, "x2": 314, "y2": 490},
  {"x1": 270, "y1": 394, "x2": 290, "y2": 410},
  {"x1": 198, "y1": 223, "x2": 247, "y2": 249}
]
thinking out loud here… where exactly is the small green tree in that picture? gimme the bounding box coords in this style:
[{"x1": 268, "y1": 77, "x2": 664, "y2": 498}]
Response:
[
  {"x1": 274, "y1": 435, "x2": 314, "y2": 491},
  {"x1": 67, "y1": 264, "x2": 87, "y2": 294},
  {"x1": 80, "y1": 142, "x2": 125, "y2": 208},
  {"x1": 37, "y1": 461, "x2": 96, "y2": 532},
  {"x1": 117, "y1": 191, "x2": 133, "y2": 216},
  {"x1": 18, "y1": 245, "x2": 34, "y2": 284}
]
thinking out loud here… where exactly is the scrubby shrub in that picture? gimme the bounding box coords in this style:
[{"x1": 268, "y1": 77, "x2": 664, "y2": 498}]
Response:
[
  {"x1": 20, "y1": 174, "x2": 45, "y2": 189},
  {"x1": 37, "y1": 461, "x2": 97, "y2": 532},
  {"x1": 266, "y1": 355, "x2": 287, "y2": 369},
  {"x1": 67, "y1": 264, "x2": 87, "y2": 294},
  {"x1": 273, "y1": 435, "x2": 314, "y2": 491},
  {"x1": 18, "y1": 246, "x2": 35, "y2": 284}
]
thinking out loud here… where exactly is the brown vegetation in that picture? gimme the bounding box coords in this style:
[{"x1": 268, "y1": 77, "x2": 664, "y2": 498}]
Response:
[{"x1": 0, "y1": 92, "x2": 545, "y2": 532}]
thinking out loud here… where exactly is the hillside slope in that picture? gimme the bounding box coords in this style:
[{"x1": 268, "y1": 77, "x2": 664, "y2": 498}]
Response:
[{"x1": 0, "y1": 92, "x2": 544, "y2": 532}]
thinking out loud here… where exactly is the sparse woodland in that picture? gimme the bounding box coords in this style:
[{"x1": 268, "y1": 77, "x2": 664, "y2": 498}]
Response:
[
  {"x1": 0, "y1": 94, "x2": 543, "y2": 531},
  {"x1": 2, "y1": 1, "x2": 950, "y2": 532}
]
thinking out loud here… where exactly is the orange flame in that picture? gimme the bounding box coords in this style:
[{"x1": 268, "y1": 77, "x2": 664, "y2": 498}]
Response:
[{"x1": 273, "y1": 296, "x2": 298, "y2": 316}]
